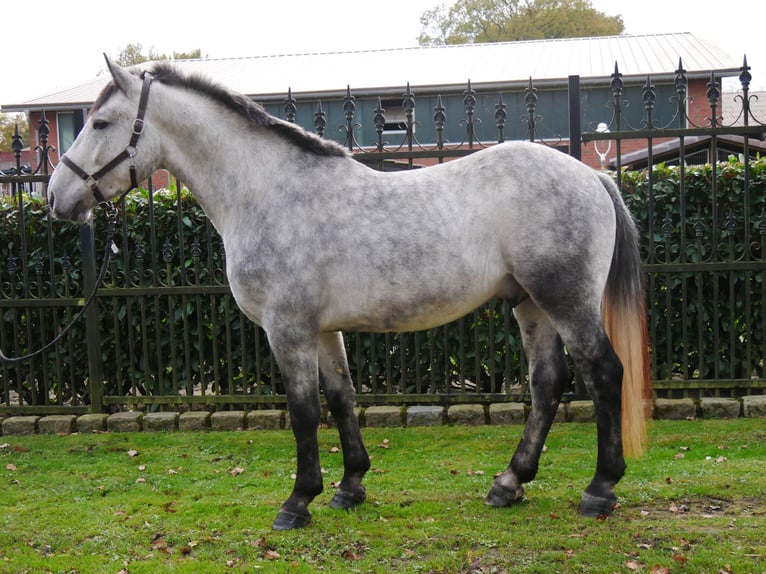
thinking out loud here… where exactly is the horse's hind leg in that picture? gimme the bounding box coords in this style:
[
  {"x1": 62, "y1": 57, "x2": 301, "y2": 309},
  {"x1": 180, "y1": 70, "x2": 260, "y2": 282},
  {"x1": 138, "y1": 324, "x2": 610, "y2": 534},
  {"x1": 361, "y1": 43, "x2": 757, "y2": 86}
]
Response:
[
  {"x1": 486, "y1": 299, "x2": 569, "y2": 507},
  {"x1": 317, "y1": 332, "x2": 371, "y2": 510},
  {"x1": 562, "y1": 321, "x2": 626, "y2": 517}
]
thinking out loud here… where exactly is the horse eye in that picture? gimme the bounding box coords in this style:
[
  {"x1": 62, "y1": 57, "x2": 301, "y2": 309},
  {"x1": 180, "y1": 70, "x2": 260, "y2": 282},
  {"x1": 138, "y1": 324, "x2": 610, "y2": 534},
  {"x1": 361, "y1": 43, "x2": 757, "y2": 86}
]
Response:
[{"x1": 92, "y1": 119, "x2": 109, "y2": 130}]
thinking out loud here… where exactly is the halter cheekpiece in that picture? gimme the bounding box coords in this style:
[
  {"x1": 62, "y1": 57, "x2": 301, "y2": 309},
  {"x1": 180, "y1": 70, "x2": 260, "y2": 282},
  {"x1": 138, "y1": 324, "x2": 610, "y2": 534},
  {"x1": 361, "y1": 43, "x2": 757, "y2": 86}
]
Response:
[{"x1": 60, "y1": 71, "x2": 154, "y2": 218}]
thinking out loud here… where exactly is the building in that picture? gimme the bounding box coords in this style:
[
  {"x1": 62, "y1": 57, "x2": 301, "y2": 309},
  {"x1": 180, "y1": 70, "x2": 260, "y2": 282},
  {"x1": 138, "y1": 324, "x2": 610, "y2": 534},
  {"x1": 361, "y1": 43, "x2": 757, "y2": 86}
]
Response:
[{"x1": 1, "y1": 33, "x2": 744, "y2": 172}]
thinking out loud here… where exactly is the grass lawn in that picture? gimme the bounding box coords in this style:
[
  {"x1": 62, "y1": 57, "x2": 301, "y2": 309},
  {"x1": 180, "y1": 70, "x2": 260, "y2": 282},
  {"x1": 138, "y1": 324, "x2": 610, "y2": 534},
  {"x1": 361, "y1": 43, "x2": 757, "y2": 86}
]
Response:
[{"x1": 1, "y1": 418, "x2": 764, "y2": 573}]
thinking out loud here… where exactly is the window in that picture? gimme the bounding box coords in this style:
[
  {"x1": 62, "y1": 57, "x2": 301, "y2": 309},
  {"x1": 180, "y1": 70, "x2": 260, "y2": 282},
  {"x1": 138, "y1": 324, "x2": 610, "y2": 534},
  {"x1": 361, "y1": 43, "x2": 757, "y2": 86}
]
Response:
[
  {"x1": 57, "y1": 112, "x2": 75, "y2": 154},
  {"x1": 379, "y1": 98, "x2": 414, "y2": 136},
  {"x1": 57, "y1": 110, "x2": 85, "y2": 154}
]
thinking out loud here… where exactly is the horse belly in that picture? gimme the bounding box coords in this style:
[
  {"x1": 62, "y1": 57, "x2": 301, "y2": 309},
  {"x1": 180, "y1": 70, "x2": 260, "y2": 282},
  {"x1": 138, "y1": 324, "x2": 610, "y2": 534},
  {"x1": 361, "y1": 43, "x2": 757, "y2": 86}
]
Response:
[{"x1": 319, "y1": 266, "x2": 506, "y2": 333}]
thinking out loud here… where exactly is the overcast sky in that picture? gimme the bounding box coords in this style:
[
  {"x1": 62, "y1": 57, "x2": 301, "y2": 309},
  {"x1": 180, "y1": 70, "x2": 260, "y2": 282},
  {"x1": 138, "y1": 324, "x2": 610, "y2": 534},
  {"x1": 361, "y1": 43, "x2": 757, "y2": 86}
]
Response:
[{"x1": 0, "y1": 0, "x2": 762, "y2": 107}]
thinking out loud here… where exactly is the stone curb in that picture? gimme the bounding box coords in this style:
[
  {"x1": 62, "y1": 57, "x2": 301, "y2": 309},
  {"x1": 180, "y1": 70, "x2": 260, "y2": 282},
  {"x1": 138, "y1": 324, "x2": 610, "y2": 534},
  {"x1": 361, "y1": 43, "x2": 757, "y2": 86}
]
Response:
[{"x1": 1, "y1": 397, "x2": 764, "y2": 436}]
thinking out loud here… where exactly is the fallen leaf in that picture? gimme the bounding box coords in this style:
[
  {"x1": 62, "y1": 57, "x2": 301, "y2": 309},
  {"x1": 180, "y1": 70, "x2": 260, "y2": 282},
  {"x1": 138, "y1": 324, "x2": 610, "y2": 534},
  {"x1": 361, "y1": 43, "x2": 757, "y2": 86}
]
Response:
[
  {"x1": 228, "y1": 467, "x2": 245, "y2": 477},
  {"x1": 650, "y1": 567, "x2": 670, "y2": 574},
  {"x1": 674, "y1": 453, "x2": 685, "y2": 460},
  {"x1": 665, "y1": 476, "x2": 673, "y2": 484},
  {"x1": 342, "y1": 549, "x2": 361, "y2": 561},
  {"x1": 264, "y1": 549, "x2": 280, "y2": 560},
  {"x1": 168, "y1": 468, "x2": 179, "y2": 475},
  {"x1": 127, "y1": 450, "x2": 139, "y2": 458},
  {"x1": 164, "y1": 501, "x2": 177, "y2": 513},
  {"x1": 0, "y1": 443, "x2": 9, "y2": 449},
  {"x1": 138, "y1": 464, "x2": 147, "y2": 471},
  {"x1": 669, "y1": 502, "x2": 679, "y2": 513},
  {"x1": 329, "y1": 446, "x2": 340, "y2": 453},
  {"x1": 379, "y1": 439, "x2": 390, "y2": 449},
  {"x1": 6, "y1": 464, "x2": 17, "y2": 471},
  {"x1": 626, "y1": 559, "x2": 641, "y2": 571}
]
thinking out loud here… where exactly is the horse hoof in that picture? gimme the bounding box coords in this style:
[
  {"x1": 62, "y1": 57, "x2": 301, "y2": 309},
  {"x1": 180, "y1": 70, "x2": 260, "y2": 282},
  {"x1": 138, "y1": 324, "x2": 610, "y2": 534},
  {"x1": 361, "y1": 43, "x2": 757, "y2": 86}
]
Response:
[
  {"x1": 272, "y1": 509, "x2": 312, "y2": 531},
  {"x1": 329, "y1": 487, "x2": 366, "y2": 510},
  {"x1": 578, "y1": 492, "x2": 617, "y2": 517},
  {"x1": 485, "y1": 483, "x2": 524, "y2": 507}
]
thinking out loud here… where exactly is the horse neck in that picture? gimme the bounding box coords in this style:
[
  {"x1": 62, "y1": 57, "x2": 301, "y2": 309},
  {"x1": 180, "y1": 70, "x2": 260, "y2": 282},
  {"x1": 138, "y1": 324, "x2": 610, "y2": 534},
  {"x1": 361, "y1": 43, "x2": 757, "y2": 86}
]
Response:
[{"x1": 151, "y1": 87, "x2": 290, "y2": 234}]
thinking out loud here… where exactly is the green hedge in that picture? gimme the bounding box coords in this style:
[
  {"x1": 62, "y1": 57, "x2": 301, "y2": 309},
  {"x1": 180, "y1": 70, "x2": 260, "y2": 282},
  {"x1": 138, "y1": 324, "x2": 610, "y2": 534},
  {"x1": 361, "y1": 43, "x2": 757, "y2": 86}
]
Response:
[{"x1": 2, "y1": 157, "x2": 765, "y2": 406}]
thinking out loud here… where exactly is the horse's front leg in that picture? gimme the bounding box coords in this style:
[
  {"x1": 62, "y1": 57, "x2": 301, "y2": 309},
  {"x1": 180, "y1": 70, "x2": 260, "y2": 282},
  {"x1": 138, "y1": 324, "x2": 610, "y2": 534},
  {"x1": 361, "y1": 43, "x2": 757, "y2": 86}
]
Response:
[
  {"x1": 317, "y1": 332, "x2": 370, "y2": 510},
  {"x1": 267, "y1": 327, "x2": 324, "y2": 531}
]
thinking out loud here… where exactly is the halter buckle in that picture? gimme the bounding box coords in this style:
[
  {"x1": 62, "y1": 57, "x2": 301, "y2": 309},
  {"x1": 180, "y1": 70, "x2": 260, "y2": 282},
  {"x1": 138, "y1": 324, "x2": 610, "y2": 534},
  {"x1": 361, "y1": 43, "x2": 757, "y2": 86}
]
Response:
[
  {"x1": 85, "y1": 175, "x2": 99, "y2": 190},
  {"x1": 132, "y1": 118, "x2": 145, "y2": 136}
]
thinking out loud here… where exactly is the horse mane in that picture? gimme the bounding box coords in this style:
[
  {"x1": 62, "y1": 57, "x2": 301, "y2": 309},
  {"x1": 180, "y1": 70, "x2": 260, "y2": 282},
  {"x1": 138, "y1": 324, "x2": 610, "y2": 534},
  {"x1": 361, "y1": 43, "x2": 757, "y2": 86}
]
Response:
[{"x1": 95, "y1": 61, "x2": 349, "y2": 159}]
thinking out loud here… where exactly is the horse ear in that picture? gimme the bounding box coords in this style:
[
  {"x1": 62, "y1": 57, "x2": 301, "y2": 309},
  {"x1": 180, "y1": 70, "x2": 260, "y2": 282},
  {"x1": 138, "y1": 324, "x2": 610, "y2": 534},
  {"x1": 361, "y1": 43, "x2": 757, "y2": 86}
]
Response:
[{"x1": 103, "y1": 53, "x2": 139, "y2": 96}]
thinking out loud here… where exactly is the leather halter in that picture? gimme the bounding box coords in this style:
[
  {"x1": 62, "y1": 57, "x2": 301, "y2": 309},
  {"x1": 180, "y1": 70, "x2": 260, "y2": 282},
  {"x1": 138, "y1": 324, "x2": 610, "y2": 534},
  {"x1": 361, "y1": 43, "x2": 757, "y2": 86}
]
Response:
[{"x1": 60, "y1": 71, "x2": 154, "y2": 215}]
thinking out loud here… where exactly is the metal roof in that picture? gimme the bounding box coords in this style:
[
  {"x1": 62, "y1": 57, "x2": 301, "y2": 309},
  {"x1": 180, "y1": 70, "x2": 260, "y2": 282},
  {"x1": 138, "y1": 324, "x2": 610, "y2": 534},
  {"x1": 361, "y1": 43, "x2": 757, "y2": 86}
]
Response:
[{"x1": 3, "y1": 33, "x2": 741, "y2": 112}]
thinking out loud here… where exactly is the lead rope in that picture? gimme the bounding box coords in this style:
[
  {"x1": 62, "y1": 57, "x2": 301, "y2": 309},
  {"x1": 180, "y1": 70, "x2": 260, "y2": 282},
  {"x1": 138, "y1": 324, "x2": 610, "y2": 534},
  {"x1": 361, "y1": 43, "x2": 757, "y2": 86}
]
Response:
[{"x1": 0, "y1": 204, "x2": 120, "y2": 362}]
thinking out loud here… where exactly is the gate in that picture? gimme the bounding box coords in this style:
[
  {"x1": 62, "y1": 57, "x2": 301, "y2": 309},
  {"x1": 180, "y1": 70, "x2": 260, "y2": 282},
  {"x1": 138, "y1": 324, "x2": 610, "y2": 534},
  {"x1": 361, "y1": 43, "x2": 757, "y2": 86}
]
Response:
[{"x1": 2, "y1": 57, "x2": 765, "y2": 415}]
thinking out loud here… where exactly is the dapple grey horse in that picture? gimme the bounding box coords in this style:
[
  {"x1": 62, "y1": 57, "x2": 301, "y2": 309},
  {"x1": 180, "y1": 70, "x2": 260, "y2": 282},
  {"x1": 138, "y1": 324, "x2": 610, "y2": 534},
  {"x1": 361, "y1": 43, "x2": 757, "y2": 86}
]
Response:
[{"x1": 48, "y1": 57, "x2": 650, "y2": 531}]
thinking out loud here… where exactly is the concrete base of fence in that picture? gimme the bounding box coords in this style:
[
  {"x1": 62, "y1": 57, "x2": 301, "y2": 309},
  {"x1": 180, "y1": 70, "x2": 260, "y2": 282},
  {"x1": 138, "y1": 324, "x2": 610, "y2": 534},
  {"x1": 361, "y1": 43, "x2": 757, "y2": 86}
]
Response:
[
  {"x1": 489, "y1": 403, "x2": 525, "y2": 425},
  {"x1": 179, "y1": 411, "x2": 210, "y2": 431},
  {"x1": 3, "y1": 396, "x2": 766, "y2": 436},
  {"x1": 77, "y1": 414, "x2": 108, "y2": 433},
  {"x1": 654, "y1": 398, "x2": 696, "y2": 420},
  {"x1": 2, "y1": 416, "x2": 39, "y2": 435},
  {"x1": 447, "y1": 404, "x2": 486, "y2": 426},
  {"x1": 211, "y1": 411, "x2": 245, "y2": 431},
  {"x1": 364, "y1": 406, "x2": 403, "y2": 427},
  {"x1": 108, "y1": 412, "x2": 143, "y2": 432},
  {"x1": 743, "y1": 395, "x2": 766, "y2": 417},
  {"x1": 38, "y1": 415, "x2": 77, "y2": 434},
  {"x1": 406, "y1": 406, "x2": 444, "y2": 427},
  {"x1": 567, "y1": 400, "x2": 596, "y2": 423},
  {"x1": 699, "y1": 398, "x2": 741, "y2": 419},
  {"x1": 144, "y1": 412, "x2": 179, "y2": 432},
  {"x1": 247, "y1": 409, "x2": 284, "y2": 430}
]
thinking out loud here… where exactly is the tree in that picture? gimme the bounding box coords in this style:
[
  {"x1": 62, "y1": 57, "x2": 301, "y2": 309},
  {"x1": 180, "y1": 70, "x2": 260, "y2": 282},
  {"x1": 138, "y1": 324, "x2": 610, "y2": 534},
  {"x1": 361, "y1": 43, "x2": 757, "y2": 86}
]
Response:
[
  {"x1": 419, "y1": 0, "x2": 624, "y2": 45},
  {"x1": 0, "y1": 113, "x2": 29, "y2": 153},
  {"x1": 112, "y1": 43, "x2": 202, "y2": 67}
]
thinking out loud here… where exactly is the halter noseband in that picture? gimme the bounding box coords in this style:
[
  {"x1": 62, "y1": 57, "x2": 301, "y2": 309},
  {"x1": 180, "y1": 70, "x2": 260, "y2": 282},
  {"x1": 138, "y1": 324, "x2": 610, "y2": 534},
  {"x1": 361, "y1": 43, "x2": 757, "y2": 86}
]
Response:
[{"x1": 60, "y1": 71, "x2": 154, "y2": 216}]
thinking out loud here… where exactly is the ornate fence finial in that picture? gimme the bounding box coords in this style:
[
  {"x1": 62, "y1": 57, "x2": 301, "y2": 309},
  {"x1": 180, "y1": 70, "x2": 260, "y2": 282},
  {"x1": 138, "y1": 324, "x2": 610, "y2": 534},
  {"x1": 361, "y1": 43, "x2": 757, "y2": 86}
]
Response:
[
  {"x1": 707, "y1": 71, "x2": 721, "y2": 128},
  {"x1": 343, "y1": 85, "x2": 357, "y2": 151},
  {"x1": 314, "y1": 100, "x2": 326, "y2": 138},
  {"x1": 739, "y1": 55, "x2": 752, "y2": 92},
  {"x1": 433, "y1": 95, "x2": 446, "y2": 149},
  {"x1": 284, "y1": 88, "x2": 297, "y2": 123},
  {"x1": 524, "y1": 77, "x2": 537, "y2": 142},
  {"x1": 642, "y1": 75, "x2": 656, "y2": 129},
  {"x1": 463, "y1": 80, "x2": 477, "y2": 147},
  {"x1": 373, "y1": 97, "x2": 386, "y2": 151},
  {"x1": 495, "y1": 93, "x2": 507, "y2": 143}
]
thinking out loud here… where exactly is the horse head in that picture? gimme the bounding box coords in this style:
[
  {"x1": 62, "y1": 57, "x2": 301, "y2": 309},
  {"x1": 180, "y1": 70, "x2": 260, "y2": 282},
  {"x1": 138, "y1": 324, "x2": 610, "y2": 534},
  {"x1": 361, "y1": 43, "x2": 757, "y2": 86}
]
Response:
[{"x1": 49, "y1": 55, "x2": 160, "y2": 223}]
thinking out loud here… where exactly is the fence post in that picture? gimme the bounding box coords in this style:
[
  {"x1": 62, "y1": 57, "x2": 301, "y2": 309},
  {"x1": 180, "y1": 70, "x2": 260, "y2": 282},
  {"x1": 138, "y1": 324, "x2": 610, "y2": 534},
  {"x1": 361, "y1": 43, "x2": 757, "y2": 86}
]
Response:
[
  {"x1": 568, "y1": 75, "x2": 581, "y2": 160},
  {"x1": 80, "y1": 223, "x2": 105, "y2": 412}
]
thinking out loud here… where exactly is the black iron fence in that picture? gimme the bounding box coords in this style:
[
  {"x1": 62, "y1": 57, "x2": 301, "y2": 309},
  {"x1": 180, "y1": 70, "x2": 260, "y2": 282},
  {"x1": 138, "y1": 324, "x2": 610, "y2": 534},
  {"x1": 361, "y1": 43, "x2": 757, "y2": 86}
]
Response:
[{"x1": 2, "y1": 57, "x2": 766, "y2": 415}]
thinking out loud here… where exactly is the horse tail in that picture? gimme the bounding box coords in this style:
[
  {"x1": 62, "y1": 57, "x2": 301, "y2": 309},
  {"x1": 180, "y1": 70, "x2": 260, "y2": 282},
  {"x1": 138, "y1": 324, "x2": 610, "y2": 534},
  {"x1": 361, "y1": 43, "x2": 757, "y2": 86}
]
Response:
[{"x1": 598, "y1": 172, "x2": 652, "y2": 459}]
